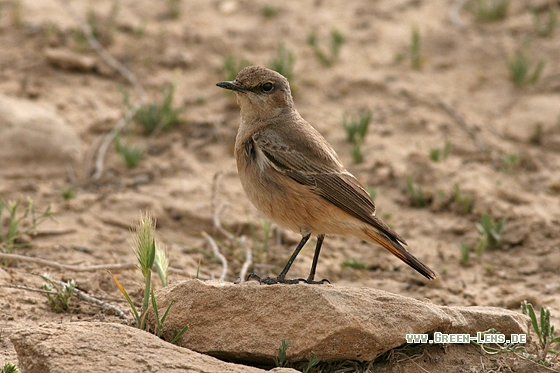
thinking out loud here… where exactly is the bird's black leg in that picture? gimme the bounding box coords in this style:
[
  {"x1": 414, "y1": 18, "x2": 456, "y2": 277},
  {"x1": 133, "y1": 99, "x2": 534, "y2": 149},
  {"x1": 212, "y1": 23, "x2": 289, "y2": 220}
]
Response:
[
  {"x1": 305, "y1": 234, "x2": 330, "y2": 284},
  {"x1": 247, "y1": 234, "x2": 310, "y2": 285}
]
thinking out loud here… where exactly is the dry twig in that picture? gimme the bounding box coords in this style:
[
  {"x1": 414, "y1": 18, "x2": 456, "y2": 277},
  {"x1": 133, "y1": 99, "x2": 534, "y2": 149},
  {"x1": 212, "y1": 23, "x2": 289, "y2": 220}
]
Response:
[
  {"x1": 202, "y1": 231, "x2": 228, "y2": 281},
  {"x1": 210, "y1": 172, "x2": 253, "y2": 282},
  {"x1": 238, "y1": 236, "x2": 252, "y2": 283},
  {"x1": 3, "y1": 282, "x2": 127, "y2": 318},
  {"x1": 91, "y1": 102, "x2": 142, "y2": 181},
  {"x1": 0, "y1": 252, "x2": 136, "y2": 272},
  {"x1": 438, "y1": 99, "x2": 487, "y2": 152},
  {"x1": 51, "y1": 278, "x2": 127, "y2": 318}
]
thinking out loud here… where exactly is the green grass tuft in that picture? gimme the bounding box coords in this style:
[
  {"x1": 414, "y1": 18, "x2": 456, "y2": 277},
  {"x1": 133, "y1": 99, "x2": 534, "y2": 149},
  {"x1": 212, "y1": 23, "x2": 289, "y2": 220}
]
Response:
[
  {"x1": 115, "y1": 134, "x2": 144, "y2": 168},
  {"x1": 530, "y1": 6, "x2": 558, "y2": 38},
  {"x1": 135, "y1": 84, "x2": 182, "y2": 135},
  {"x1": 411, "y1": 26, "x2": 422, "y2": 69},
  {"x1": 307, "y1": 29, "x2": 345, "y2": 67},
  {"x1": 471, "y1": 0, "x2": 510, "y2": 22},
  {"x1": 507, "y1": 48, "x2": 545, "y2": 87},
  {"x1": 343, "y1": 110, "x2": 372, "y2": 164},
  {"x1": 274, "y1": 339, "x2": 289, "y2": 367},
  {"x1": 0, "y1": 197, "x2": 55, "y2": 256}
]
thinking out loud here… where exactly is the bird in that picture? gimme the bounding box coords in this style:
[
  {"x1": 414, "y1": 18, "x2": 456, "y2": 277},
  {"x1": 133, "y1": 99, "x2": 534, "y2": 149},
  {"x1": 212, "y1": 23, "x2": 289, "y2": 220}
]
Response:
[{"x1": 216, "y1": 66, "x2": 437, "y2": 284}]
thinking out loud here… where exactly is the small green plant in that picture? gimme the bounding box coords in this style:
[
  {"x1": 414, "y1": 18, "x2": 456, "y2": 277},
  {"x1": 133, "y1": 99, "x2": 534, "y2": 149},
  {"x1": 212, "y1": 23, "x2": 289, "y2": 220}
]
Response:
[
  {"x1": 135, "y1": 84, "x2": 182, "y2": 135},
  {"x1": 115, "y1": 134, "x2": 144, "y2": 168},
  {"x1": 307, "y1": 29, "x2": 345, "y2": 67},
  {"x1": 0, "y1": 197, "x2": 55, "y2": 255},
  {"x1": 453, "y1": 184, "x2": 473, "y2": 214},
  {"x1": 303, "y1": 355, "x2": 320, "y2": 373},
  {"x1": 222, "y1": 55, "x2": 253, "y2": 82},
  {"x1": 406, "y1": 176, "x2": 427, "y2": 208},
  {"x1": 475, "y1": 213, "x2": 507, "y2": 252},
  {"x1": 500, "y1": 152, "x2": 520, "y2": 173},
  {"x1": 261, "y1": 5, "x2": 278, "y2": 17},
  {"x1": 110, "y1": 212, "x2": 187, "y2": 342},
  {"x1": 343, "y1": 111, "x2": 371, "y2": 144},
  {"x1": 274, "y1": 339, "x2": 289, "y2": 367},
  {"x1": 60, "y1": 186, "x2": 76, "y2": 201},
  {"x1": 507, "y1": 48, "x2": 545, "y2": 87},
  {"x1": 530, "y1": 6, "x2": 558, "y2": 38},
  {"x1": 459, "y1": 242, "x2": 471, "y2": 265},
  {"x1": 341, "y1": 258, "x2": 368, "y2": 270},
  {"x1": 42, "y1": 274, "x2": 76, "y2": 313},
  {"x1": 349, "y1": 143, "x2": 364, "y2": 164},
  {"x1": 471, "y1": 0, "x2": 510, "y2": 22},
  {"x1": 1, "y1": 362, "x2": 19, "y2": 373},
  {"x1": 429, "y1": 141, "x2": 451, "y2": 162},
  {"x1": 522, "y1": 301, "x2": 560, "y2": 363},
  {"x1": 268, "y1": 43, "x2": 296, "y2": 81},
  {"x1": 154, "y1": 244, "x2": 169, "y2": 287},
  {"x1": 343, "y1": 110, "x2": 372, "y2": 164},
  {"x1": 166, "y1": 0, "x2": 181, "y2": 19},
  {"x1": 411, "y1": 26, "x2": 422, "y2": 69}
]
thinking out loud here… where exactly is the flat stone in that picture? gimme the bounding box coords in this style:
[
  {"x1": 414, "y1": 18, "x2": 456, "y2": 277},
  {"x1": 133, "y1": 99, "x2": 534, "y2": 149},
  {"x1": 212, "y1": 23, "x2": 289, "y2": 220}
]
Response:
[
  {"x1": 0, "y1": 93, "x2": 82, "y2": 167},
  {"x1": 10, "y1": 322, "x2": 299, "y2": 373},
  {"x1": 148, "y1": 280, "x2": 530, "y2": 363},
  {"x1": 44, "y1": 48, "x2": 97, "y2": 72}
]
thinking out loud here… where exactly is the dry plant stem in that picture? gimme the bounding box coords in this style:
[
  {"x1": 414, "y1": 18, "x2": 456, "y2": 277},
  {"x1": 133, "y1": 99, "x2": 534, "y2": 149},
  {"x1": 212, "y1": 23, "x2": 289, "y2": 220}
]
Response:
[
  {"x1": 438, "y1": 99, "x2": 487, "y2": 152},
  {"x1": 202, "y1": 231, "x2": 228, "y2": 281},
  {"x1": 210, "y1": 172, "x2": 234, "y2": 240},
  {"x1": 91, "y1": 102, "x2": 141, "y2": 181},
  {"x1": 210, "y1": 172, "x2": 253, "y2": 282},
  {"x1": 3, "y1": 283, "x2": 127, "y2": 318},
  {"x1": 449, "y1": 0, "x2": 467, "y2": 28},
  {"x1": 0, "y1": 252, "x2": 136, "y2": 272},
  {"x1": 58, "y1": 0, "x2": 148, "y2": 103},
  {"x1": 34, "y1": 228, "x2": 77, "y2": 236},
  {"x1": 238, "y1": 236, "x2": 252, "y2": 283},
  {"x1": 51, "y1": 279, "x2": 127, "y2": 318},
  {"x1": 1, "y1": 252, "x2": 198, "y2": 278}
]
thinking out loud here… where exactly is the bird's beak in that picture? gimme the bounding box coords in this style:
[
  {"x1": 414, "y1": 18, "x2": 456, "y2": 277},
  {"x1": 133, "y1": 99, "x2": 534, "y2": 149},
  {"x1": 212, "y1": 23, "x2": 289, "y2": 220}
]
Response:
[{"x1": 216, "y1": 80, "x2": 246, "y2": 92}]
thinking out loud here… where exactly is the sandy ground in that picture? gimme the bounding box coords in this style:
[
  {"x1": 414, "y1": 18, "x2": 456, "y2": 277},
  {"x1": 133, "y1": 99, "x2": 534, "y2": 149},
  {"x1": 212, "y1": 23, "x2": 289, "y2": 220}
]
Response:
[{"x1": 1, "y1": 0, "x2": 560, "y2": 371}]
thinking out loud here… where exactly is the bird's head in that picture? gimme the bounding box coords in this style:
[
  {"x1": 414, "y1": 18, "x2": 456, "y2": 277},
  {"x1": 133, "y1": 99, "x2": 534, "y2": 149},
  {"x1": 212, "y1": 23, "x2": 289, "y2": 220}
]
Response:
[{"x1": 216, "y1": 66, "x2": 294, "y2": 121}]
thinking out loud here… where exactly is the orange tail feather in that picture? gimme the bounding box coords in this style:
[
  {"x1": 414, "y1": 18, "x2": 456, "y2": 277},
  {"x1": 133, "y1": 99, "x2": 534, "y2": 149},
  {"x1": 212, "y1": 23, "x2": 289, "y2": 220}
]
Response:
[{"x1": 363, "y1": 228, "x2": 438, "y2": 280}]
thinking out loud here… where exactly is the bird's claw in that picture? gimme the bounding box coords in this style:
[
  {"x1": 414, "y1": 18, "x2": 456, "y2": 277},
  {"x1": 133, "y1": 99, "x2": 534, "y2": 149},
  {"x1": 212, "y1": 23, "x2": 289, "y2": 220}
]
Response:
[
  {"x1": 247, "y1": 273, "x2": 329, "y2": 285},
  {"x1": 305, "y1": 278, "x2": 331, "y2": 285}
]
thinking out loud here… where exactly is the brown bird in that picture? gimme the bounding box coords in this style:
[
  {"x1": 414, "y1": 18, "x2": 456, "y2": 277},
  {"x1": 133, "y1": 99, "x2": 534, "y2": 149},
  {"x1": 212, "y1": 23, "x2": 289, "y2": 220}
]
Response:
[{"x1": 217, "y1": 66, "x2": 437, "y2": 284}]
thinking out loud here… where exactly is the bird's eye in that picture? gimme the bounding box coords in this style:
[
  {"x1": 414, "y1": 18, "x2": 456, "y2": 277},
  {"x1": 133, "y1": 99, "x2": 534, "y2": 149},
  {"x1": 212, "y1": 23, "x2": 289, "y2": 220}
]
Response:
[{"x1": 262, "y1": 83, "x2": 273, "y2": 92}]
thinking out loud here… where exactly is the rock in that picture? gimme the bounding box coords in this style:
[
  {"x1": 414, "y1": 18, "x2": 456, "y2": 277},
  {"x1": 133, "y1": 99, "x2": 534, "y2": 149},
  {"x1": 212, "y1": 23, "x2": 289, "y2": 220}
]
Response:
[
  {"x1": 44, "y1": 48, "x2": 97, "y2": 72},
  {"x1": 10, "y1": 322, "x2": 299, "y2": 373},
  {"x1": 0, "y1": 93, "x2": 82, "y2": 166},
  {"x1": 148, "y1": 280, "x2": 530, "y2": 363}
]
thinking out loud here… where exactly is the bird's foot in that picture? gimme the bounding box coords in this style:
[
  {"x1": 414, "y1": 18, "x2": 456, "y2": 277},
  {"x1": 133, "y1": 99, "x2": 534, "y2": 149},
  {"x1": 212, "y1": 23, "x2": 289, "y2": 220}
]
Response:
[
  {"x1": 246, "y1": 273, "x2": 330, "y2": 285},
  {"x1": 247, "y1": 273, "x2": 305, "y2": 285},
  {"x1": 304, "y1": 278, "x2": 331, "y2": 285}
]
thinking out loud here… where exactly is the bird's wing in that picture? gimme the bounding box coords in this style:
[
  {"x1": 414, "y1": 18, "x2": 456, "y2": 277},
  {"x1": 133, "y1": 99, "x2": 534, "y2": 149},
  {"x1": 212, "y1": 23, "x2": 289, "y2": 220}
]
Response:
[{"x1": 252, "y1": 128, "x2": 407, "y2": 245}]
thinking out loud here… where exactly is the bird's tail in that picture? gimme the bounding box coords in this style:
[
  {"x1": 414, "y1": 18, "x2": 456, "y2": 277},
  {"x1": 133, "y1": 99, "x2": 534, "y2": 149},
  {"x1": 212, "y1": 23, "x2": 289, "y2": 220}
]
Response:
[{"x1": 362, "y1": 228, "x2": 438, "y2": 280}]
